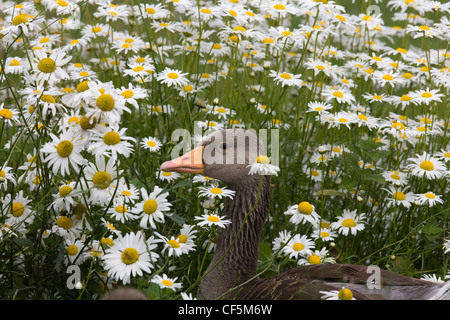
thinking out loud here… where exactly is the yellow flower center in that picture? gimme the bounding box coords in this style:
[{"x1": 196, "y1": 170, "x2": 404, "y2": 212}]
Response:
[
  {"x1": 167, "y1": 72, "x2": 179, "y2": 79},
  {"x1": 308, "y1": 255, "x2": 321, "y2": 264},
  {"x1": 382, "y1": 75, "x2": 394, "y2": 81},
  {"x1": 10, "y1": 59, "x2": 21, "y2": 66},
  {"x1": 256, "y1": 155, "x2": 270, "y2": 164},
  {"x1": 279, "y1": 72, "x2": 292, "y2": 79},
  {"x1": 421, "y1": 92, "x2": 432, "y2": 98},
  {"x1": 67, "y1": 244, "x2": 79, "y2": 256},
  {"x1": 146, "y1": 8, "x2": 156, "y2": 14},
  {"x1": 207, "y1": 215, "x2": 220, "y2": 222},
  {"x1": 121, "y1": 248, "x2": 139, "y2": 265},
  {"x1": 92, "y1": 171, "x2": 111, "y2": 189},
  {"x1": 38, "y1": 58, "x2": 56, "y2": 73},
  {"x1": 273, "y1": 4, "x2": 286, "y2": 10},
  {"x1": 11, "y1": 203, "x2": 25, "y2": 217},
  {"x1": 393, "y1": 191, "x2": 406, "y2": 201},
  {"x1": 41, "y1": 94, "x2": 56, "y2": 104},
  {"x1": 0, "y1": 109, "x2": 13, "y2": 119},
  {"x1": 338, "y1": 288, "x2": 353, "y2": 300},
  {"x1": 390, "y1": 174, "x2": 400, "y2": 180},
  {"x1": 12, "y1": 14, "x2": 29, "y2": 25},
  {"x1": 56, "y1": 140, "x2": 74, "y2": 158},
  {"x1": 177, "y1": 234, "x2": 187, "y2": 243},
  {"x1": 233, "y1": 26, "x2": 246, "y2": 32},
  {"x1": 146, "y1": 140, "x2": 157, "y2": 147},
  {"x1": 96, "y1": 94, "x2": 115, "y2": 111},
  {"x1": 342, "y1": 219, "x2": 356, "y2": 228},
  {"x1": 292, "y1": 243, "x2": 304, "y2": 251},
  {"x1": 121, "y1": 90, "x2": 134, "y2": 99},
  {"x1": 210, "y1": 187, "x2": 223, "y2": 194},
  {"x1": 167, "y1": 239, "x2": 180, "y2": 248},
  {"x1": 101, "y1": 237, "x2": 114, "y2": 247},
  {"x1": 73, "y1": 203, "x2": 87, "y2": 220},
  {"x1": 103, "y1": 131, "x2": 121, "y2": 145},
  {"x1": 56, "y1": 216, "x2": 73, "y2": 229},
  {"x1": 357, "y1": 114, "x2": 368, "y2": 121},
  {"x1": 183, "y1": 85, "x2": 193, "y2": 92},
  {"x1": 297, "y1": 201, "x2": 313, "y2": 215},
  {"x1": 77, "y1": 80, "x2": 89, "y2": 92},
  {"x1": 143, "y1": 199, "x2": 157, "y2": 215},
  {"x1": 161, "y1": 279, "x2": 173, "y2": 287},
  {"x1": 420, "y1": 160, "x2": 434, "y2": 171},
  {"x1": 59, "y1": 185, "x2": 73, "y2": 197},
  {"x1": 115, "y1": 205, "x2": 127, "y2": 213},
  {"x1": 333, "y1": 91, "x2": 344, "y2": 98},
  {"x1": 320, "y1": 231, "x2": 330, "y2": 238},
  {"x1": 425, "y1": 192, "x2": 435, "y2": 199}
]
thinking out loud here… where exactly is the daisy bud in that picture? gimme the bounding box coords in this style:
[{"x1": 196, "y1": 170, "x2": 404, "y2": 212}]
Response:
[
  {"x1": 249, "y1": 97, "x2": 256, "y2": 105},
  {"x1": 75, "y1": 282, "x2": 83, "y2": 290},
  {"x1": 263, "y1": 61, "x2": 271, "y2": 69},
  {"x1": 249, "y1": 71, "x2": 255, "y2": 78},
  {"x1": 213, "y1": 98, "x2": 220, "y2": 105},
  {"x1": 335, "y1": 178, "x2": 342, "y2": 186},
  {"x1": 307, "y1": 76, "x2": 313, "y2": 82},
  {"x1": 390, "y1": 255, "x2": 396, "y2": 260},
  {"x1": 357, "y1": 196, "x2": 364, "y2": 202}
]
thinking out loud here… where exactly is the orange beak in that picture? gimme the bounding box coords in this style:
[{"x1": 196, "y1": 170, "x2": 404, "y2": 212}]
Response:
[{"x1": 160, "y1": 146, "x2": 205, "y2": 174}]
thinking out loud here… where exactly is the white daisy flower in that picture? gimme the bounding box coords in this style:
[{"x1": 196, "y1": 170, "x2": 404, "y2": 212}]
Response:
[
  {"x1": 330, "y1": 209, "x2": 366, "y2": 236},
  {"x1": 102, "y1": 231, "x2": 155, "y2": 285},
  {"x1": 247, "y1": 155, "x2": 280, "y2": 176},
  {"x1": 282, "y1": 234, "x2": 314, "y2": 259},
  {"x1": 194, "y1": 213, "x2": 232, "y2": 229},
  {"x1": 284, "y1": 201, "x2": 320, "y2": 226},
  {"x1": 269, "y1": 70, "x2": 303, "y2": 87},
  {"x1": 150, "y1": 274, "x2": 183, "y2": 291},
  {"x1": 156, "y1": 67, "x2": 189, "y2": 87},
  {"x1": 407, "y1": 152, "x2": 447, "y2": 180},
  {"x1": 415, "y1": 191, "x2": 443, "y2": 207},
  {"x1": 198, "y1": 185, "x2": 236, "y2": 200},
  {"x1": 133, "y1": 186, "x2": 172, "y2": 229},
  {"x1": 40, "y1": 128, "x2": 86, "y2": 177},
  {"x1": 320, "y1": 287, "x2": 356, "y2": 300}
]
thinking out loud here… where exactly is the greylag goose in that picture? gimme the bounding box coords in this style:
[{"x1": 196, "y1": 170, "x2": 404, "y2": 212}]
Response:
[{"x1": 160, "y1": 129, "x2": 450, "y2": 300}]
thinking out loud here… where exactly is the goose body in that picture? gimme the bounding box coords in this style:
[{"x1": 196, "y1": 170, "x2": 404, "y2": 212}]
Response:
[{"x1": 160, "y1": 129, "x2": 450, "y2": 300}]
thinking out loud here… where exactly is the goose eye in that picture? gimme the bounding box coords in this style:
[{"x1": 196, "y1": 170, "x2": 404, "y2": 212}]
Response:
[{"x1": 220, "y1": 143, "x2": 227, "y2": 150}]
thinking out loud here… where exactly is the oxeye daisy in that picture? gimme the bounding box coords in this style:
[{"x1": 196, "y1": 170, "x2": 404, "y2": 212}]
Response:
[
  {"x1": 102, "y1": 231, "x2": 155, "y2": 285},
  {"x1": 0, "y1": 105, "x2": 20, "y2": 126},
  {"x1": 272, "y1": 230, "x2": 292, "y2": 252},
  {"x1": 117, "y1": 83, "x2": 148, "y2": 109},
  {"x1": 40, "y1": 128, "x2": 86, "y2": 177},
  {"x1": 151, "y1": 274, "x2": 183, "y2": 291},
  {"x1": 50, "y1": 181, "x2": 80, "y2": 212},
  {"x1": 156, "y1": 170, "x2": 180, "y2": 182},
  {"x1": 198, "y1": 185, "x2": 236, "y2": 200},
  {"x1": 247, "y1": 155, "x2": 280, "y2": 176},
  {"x1": 195, "y1": 213, "x2": 232, "y2": 229},
  {"x1": 320, "y1": 287, "x2": 356, "y2": 300},
  {"x1": 155, "y1": 232, "x2": 192, "y2": 257},
  {"x1": 156, "y1": 68, "x2": 189, "y2": 87},
  {"x1": 269, "y1": 70, "x2": 303, "y2": 87},
  {"x1": 306, "y1": 101, "x2": 333, "y2": 114},
  {"x1": 331, "y1": 209, "x2": 366, "y2": 236},
  {"x1": 52, "y1": 215, "x2": 81, "y2": 238},
  {"x1": 382, "y1": 170, "x2": 409, "y2": 186},
  {"x1": 123, "y1": 62, "x2": 155, "y2": 79},
  {"x1": 88, "y1": 125, "x2": 136, "y2": 158},
  {"x1": 31, "y1": 48, "x2": 71, "y2": 84},
  {"x1": 133, "y1": 186, "x2": 172, "y2": 229},
  {"x1": 140, "y1": 136, "x2": 162, "y2": 152},
  {"x1": 0, "y1": 165, "x2": 16, "y2": 191},
  {"x1": 83, "y1": 156, "x2": 121, "y2": 206},
  {"x1": 107, "y1": 201, "x2": 137, "y2": 223},
  {"x1": 407, "y1": 152, "x2": 447, "y2": 180},
  {"x1": 3, "y1": 190, "x2": 34, "y2": 227},
  {"x1": 322, "y1": 87, "x2": 355, "y2": 104},
  {"x1": 382, "y1": 185, "x2": 416, "y2": 209},
  {"x1": 311, "y1": 227, "x2": 338, "y2": 242},
  {"x1": 284, "y1": 201, "x2": 320, "y2": 226},
  {"x1": 411, "y1": 88, "x2": 444, "y2": 105},
  {"x1": 435, "y1": 149, "x2": 450, "y2": 163},
  {"x1": 64, "y1": 235, "x2": 86, "y2": 266},
  {"x1": 282, "y1": 234, "x2": 314, "y2": 259},
  {"x1": 415, "y1": 191, "x2": 443, "y2": 207},
  {"x1": 134, "y1": 3, "x2": 170, "y2": 20},
  {"x1": 177, "y1": 224, "x2": 197, "y2": 247},
  {"x1": 298, "y1": 248, "x2": 336, "y2": 265}
]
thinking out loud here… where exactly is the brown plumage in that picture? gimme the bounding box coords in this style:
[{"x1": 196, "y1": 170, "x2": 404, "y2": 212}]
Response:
[{"x1": 160, "y1": 128, "x2": 450, "y2": 300}]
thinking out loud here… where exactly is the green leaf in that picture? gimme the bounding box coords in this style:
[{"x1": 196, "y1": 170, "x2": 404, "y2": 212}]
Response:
[
  {"x1": 368, "y1": 150, "x2": 390, "y2": 163},
  {"x1": 339, "y1": 177, "x2": 358, "y2": 190},
  {"x1": 343, "y1": 152, "x2": 361, "y2": 173},
  {"x1": 13, "y1": 237, "x2": 33, "y2": 247},
  {"x1": 422, "y1": 218, "x2": 445, "y2": 241},
  {"x1": 316, "y1": 189, "x2": 350, "y2": 199},
  {"x1": 361, "y1": 173, "x2": 385, "y2": 184},
  {"x1": 168, "y1": 212, "x2": 186, "y2": 225}
]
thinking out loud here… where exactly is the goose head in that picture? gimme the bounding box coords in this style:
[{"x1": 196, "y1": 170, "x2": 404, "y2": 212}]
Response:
[{"x1": 160, "y1": 129, "x2": 266, "y2": 185}]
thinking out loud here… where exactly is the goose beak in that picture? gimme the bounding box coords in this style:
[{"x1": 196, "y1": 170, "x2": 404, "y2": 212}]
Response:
[{"x1": 160, "y1": 146, "x2": 205, "y2": 174}]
